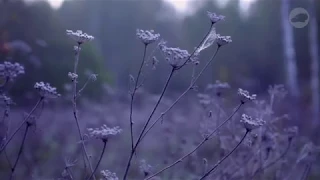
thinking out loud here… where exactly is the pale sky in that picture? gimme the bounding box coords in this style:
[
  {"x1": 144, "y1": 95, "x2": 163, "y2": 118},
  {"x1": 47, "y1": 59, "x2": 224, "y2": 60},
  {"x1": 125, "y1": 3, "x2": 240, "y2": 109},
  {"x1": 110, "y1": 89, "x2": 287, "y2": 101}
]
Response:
[{"x1": 45, "y1": 0, "x2": 257, "y2": 13}]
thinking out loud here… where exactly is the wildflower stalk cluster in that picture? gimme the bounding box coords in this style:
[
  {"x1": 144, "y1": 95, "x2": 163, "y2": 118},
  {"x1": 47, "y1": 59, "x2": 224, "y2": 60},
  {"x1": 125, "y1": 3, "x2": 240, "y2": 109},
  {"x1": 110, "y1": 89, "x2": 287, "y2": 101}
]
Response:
[
  {"x1": 0, "y1": 59, "x2": 60, "y2": 179},
  {"x1": 123, "y1": 11, "x2": 235, "y2": 180}
]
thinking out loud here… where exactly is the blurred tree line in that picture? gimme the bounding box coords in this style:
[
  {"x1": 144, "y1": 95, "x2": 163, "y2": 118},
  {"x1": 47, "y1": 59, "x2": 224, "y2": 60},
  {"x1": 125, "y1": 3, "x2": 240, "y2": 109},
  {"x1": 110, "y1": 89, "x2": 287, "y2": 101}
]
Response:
[{"x1": 0, "y1": 0, "x2": 319, "y2": 107}]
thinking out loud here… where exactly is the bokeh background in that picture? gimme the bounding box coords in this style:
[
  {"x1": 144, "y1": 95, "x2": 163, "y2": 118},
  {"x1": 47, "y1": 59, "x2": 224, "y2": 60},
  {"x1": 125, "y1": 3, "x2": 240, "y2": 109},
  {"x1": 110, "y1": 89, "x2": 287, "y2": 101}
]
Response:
[{"x1": 0, "y1": 0, "x2": 320, "y2": 179}]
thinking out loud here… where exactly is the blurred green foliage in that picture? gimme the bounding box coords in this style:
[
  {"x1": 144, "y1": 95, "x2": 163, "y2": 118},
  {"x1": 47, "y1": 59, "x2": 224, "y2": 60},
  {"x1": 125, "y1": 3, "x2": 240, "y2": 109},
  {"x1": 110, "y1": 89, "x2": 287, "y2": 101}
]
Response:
[
  {"x1": 0, "y1": 0, "x2": 319, "y2": 105},
  {"x1": 0, "y1": 0, "x2": 109, "y2": 104}
]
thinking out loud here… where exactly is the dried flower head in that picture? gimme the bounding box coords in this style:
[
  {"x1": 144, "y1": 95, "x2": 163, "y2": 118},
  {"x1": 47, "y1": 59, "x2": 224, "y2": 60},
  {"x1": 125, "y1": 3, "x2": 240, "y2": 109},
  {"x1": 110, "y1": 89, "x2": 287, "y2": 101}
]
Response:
[
  {"x1": 66, "y1": 30, "x2": 94, "y2": 44},
  {"x1": 284, "y1": 126, "x2": 298, "y2": 140},
  {"x1": 87, "y1": 125, "x2": 122, "y2": 141},
  {"x1": 74, "y1": 45, "x2": 81, "y2": 52},
  {"x1": 89, "y1": 73, "x2": 98, "y2": 82},
  {"x1": 238, "y1": 88, "x2": 256, "y2": 102},
  {"x1": 100, "y1": 170, "x2": 119, "y2": 180},
  {"x1": 0, "y1": 61, "x2": 25, "y2": 81},
  {"x1": 207, "y1": 12, "x2": 225, "y2": 24},
  {"x1": 34, "y1": 82, "x2": 60, "y2": 98},
  {"x1": 0, "y1": 95, "x2": 14, "y2": 106},
  {"x1": 136, "y1": 29, "x2": 160, "y2": 45},
  {"x1": 68, "y1": 72, "x2": 78, "y2": 81},
  {"x1": 159, "y1": 41, "x2": 196, "y2": 68},
  {"x1": 139, "y1": 159, "x2": 152, "y2": 177},
  {"x1": 206, "y1": 80, "x2": 230, "y2": 96},
  {"x1": 216, "y1": 34, "x2": 232, "y2": 47},
  {"x1": 240, "y1": 114, "x2": 265, "y2": 131},
  {"x1": 197, "y1": 93, "x2": 211, "y2": 107}
]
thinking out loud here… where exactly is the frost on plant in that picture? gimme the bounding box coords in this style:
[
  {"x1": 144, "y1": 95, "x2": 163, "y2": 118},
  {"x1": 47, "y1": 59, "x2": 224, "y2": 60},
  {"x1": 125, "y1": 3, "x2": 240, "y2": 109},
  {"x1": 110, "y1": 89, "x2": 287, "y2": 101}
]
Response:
[
  {"x1": 195, "y1": 27, "x2": 217, "y2": 55},
  {"x1": 240, "y1": 114, "x2": 265, "y2": 131},
  {"x1": 216, "y1": 34, "x2": 232, "y2": 47},
  {"x1": 136, "y1": 29, "x2": 160, "y2": 45},
  {"x1": 88, "y1": 124, "x2": 122, "y2": 141},
  {"x1": 34, "y1": 81, "x2": 60, "y2": 98},
  {"x1": 238, "y1": 88, "x2": 257, "y2": 102},
  {"x1": 207, "y1": 11, "x2": 225, "y2": 24},
  {"x1": 159, "y1": 41, "x2": 197, "y2": 68},
  {"x1": 66, "y1": 30, "x2": 94, "y2": 44},
  {"x1": 0, "y1": 61, "x2": 25, "y2": 81},
  {"x1": 100, "y1": 170, "x2": 119, "y2": 180}
]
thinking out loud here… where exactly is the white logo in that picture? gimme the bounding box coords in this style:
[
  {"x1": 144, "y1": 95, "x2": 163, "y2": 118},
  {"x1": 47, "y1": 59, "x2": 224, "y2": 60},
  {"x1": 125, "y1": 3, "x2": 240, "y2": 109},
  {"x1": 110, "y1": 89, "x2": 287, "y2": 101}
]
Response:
[{"x1": 289, "y1": 8, "x2": 310, "y2": 28}]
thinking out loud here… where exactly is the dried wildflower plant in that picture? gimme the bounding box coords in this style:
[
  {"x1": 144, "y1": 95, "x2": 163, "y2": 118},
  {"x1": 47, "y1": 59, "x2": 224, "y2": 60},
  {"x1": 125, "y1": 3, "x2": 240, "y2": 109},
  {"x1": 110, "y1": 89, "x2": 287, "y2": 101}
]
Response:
[
  {"x1": 159, "y1": 41, "x2": 197, "y2": 68},
  {"x1": 0, "y1": 61, "x2": 25, "y2": 81},
  {"x1": 216, "y1": 34, "x2": 232, "y2": 47},
  {"x1": 238, "y1": 88, "x2": 257, "y2": 103},
  {"x1": 207, "y1": 11, "x2": 225, "y2": 24},
  {"x1": 34, "y1": 81, "x2": 60, "y2": 99},
  {"x1": 240, "y1": 114, "x2": 265, "y2": 131},
  {"x1": 66, "y1": 30, "x2": 94, "y2": 44},
  {"x1": 88, "y1": 125, "x2": 122, "y2": 142},
  {"x1": 100, "y1": 170, "x2": 119, "y2": 180},
  {"x1": 136, "y1": 29, "x2": 160, "y2": 45}
]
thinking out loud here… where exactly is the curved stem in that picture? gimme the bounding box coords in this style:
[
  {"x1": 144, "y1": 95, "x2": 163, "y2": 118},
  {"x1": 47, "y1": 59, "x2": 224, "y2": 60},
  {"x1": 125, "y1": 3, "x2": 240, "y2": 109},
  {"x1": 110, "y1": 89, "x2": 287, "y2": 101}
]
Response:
[
  {"x1": 9, "y1": 123, "x2": 30, "y2": 180},
  {"x1": 141, "y1": 47, "x2": 220, "y2": 140},
  {"x1": 145, "y1": 103, "x2": 243, "y2": 180},
  {"x1": 300, "y1": 163, "x2": 312, "y2": 180},
  {"x1": 87, "y1": 141, "x2": 107, "y2": 180},
  {"x1": 199, "y1": 130, "x2": 249, "y2": 180},
  {"x1": 0, "y1": 97, "x2": 43, "y2": 154},
  {"x1": 72, "y1": 44, "x2": 95, "y2": 180},
  {"x1": 123, "y1": 67, "x2": 175, "y2": 180},
  {"x1": 129, "y1": 44, "x2": 147, "y2": 150}
]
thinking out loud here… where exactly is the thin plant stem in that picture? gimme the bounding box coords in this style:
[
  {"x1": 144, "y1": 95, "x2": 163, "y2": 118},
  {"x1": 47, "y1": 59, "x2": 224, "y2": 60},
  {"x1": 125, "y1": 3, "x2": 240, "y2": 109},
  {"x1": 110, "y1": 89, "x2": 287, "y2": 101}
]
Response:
[
  {"x1": 300, "y1": 163, "x2": 312, "y2": 180},
  {"x1": 145, "y1": 103, "x2": 243, "y2": 180},
  {"x1": 0, "y1": 97, "x2": 43, "y2": 154},
  {"x1": 9, "y1": 123, "x2": 30, "y2": 180},
  {"x1": 129, "y1": 44, "x2": 147, "y2": 150},
  {"x1": 251, "y1": 139, "x2": 292, "y2": 179},
  {"x1": 87, "y1": 140, "x2": 107, "y2": 180},
  {"x1": 66, "y1": 167, "x2": 74, "y2": 180},
  {"x1": 72, "y1": 44, "x2": 96, "y2": 180},
  {"x1": 199, "y1": 130, "x2": 250, "y2": 180},
  {"x1": 123, "y1": 67, "x2": 175, "y2": 180},
  {"x1": 141, "y1": 46, "x2": 220, "y2": 140},
  {"x1": 1, "y1": 104, "x2": 12, "y2": 168},
  {"x1": 4, "y1": 149, "x2": 12, "y2": 169}
]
